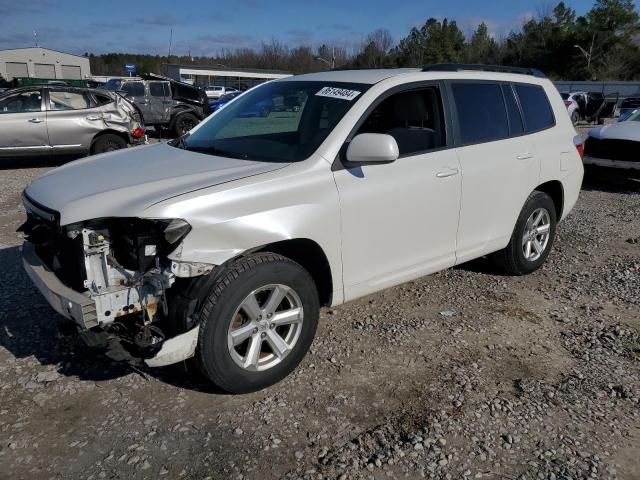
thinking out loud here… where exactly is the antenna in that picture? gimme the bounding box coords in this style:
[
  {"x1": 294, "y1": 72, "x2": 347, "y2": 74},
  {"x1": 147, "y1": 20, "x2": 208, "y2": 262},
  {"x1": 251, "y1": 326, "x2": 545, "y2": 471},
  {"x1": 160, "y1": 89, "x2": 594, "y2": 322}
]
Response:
[
  {"x1": 168, "y1": 28, "x2": 173, "y2": 59},
  {"x1": 33, "y1": 30, "x2": 38, "y2": 47}
]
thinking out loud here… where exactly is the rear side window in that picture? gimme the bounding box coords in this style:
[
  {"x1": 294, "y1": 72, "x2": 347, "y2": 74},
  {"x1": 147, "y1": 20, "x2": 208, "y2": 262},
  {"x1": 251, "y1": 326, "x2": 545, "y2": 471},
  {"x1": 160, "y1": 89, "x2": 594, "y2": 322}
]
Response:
[
  {"x1": 451, "y1": 82, "x2": 509, "y2": 145},
  {"x1": 502, "y1": 85, "x2": 524, "y2": 136},
  {"x1": 514, "y1": 84, "x2": 555, "y2": 132}
]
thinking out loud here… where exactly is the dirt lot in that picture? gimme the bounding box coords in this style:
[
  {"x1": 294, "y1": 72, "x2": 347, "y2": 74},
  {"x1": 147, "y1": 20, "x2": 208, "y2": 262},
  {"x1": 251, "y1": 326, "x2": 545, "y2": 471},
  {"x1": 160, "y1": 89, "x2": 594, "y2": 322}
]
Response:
[{"x1": 0, "y1": 151, "x2": 639, "y2": 480}]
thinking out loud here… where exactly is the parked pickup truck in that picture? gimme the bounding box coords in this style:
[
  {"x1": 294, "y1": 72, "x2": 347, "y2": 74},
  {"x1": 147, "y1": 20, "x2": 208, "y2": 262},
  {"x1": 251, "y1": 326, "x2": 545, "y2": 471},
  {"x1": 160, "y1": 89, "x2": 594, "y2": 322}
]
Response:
[{"x1": 101, "y1": 74, "x2": 209, "y2": 137}]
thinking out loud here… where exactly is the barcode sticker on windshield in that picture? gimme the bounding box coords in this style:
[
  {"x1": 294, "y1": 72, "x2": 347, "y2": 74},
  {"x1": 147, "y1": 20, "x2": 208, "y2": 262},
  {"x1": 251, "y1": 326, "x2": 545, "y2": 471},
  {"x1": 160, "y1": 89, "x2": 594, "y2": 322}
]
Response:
[{"x1": 316, "y1": 87, "x2": 361, "y2": 101}]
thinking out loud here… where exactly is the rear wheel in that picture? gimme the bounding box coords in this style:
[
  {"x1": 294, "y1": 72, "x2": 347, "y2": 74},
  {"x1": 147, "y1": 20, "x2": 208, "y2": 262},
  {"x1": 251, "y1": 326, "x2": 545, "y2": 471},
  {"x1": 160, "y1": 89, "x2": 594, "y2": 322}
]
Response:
[
  {"x1": 196, "y1": 253, "x2": 319, "y2": 394},
  {"x1": 492, "y1": 191, "x2": 557, "y2": 275},
  {"x1": 172, "y1": 113, "x2": 199, "y2": 137},
  {"x1": 92, "y1": 134, "x2": 127, "y2": 154}
]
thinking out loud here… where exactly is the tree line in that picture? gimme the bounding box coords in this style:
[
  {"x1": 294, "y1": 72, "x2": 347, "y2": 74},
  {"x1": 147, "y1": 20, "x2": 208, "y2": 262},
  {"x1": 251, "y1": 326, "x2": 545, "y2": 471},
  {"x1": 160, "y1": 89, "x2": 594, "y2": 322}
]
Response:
[{"x1": 88, "y1": 0, "x2": 640, "y2": 81}]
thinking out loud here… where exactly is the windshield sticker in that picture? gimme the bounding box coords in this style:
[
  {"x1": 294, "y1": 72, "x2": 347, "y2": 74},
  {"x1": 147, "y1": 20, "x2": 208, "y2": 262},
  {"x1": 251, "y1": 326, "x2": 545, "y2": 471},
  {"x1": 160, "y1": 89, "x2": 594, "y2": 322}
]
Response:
[{"x1": 316, "y1": 87, "x2": 361, "y2": 101}]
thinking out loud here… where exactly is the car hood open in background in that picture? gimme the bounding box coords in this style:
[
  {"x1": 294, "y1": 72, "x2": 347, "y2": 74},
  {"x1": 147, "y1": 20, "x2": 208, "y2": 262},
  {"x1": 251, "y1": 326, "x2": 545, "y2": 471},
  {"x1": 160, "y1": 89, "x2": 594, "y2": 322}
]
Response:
[
  {"x1": 24, "y1": 142, "x2": 289, "y2": 225},
  {"x1": 588, "y1": 122, "x2": 640, "y2": 142}
]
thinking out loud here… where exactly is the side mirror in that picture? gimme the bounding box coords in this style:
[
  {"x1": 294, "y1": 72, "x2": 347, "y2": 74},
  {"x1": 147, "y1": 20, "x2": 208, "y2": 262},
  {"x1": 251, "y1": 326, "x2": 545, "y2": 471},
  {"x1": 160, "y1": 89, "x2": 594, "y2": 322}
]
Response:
[{"x1": 346, "y1": 133, "x2": 399, "y2": 164}]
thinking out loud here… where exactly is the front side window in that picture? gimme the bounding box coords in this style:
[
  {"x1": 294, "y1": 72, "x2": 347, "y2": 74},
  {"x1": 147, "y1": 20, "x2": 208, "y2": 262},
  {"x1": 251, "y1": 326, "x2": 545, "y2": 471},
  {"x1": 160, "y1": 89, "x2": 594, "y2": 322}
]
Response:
[
  {"x1": 121, "y1": 82, "x2": 145, "y2": 97},
  {"x1": 514, "y1": 84, "x2": 555, "y2": 132},
  {"x1": 356, "y1": 86, "x2": 446, "y2": 156},
  {"x1": 0, "y1": 90, "x2": 42, "y2": 113},
  {"x1": 181, "y1": 81, "x2": 370, "y2": 162},
  {"x1": 451, "y1": 82, "x2": 509, "y2": 145},
  {"x1": 48, "y1": 90, "x2": 92, "y2": 111}
]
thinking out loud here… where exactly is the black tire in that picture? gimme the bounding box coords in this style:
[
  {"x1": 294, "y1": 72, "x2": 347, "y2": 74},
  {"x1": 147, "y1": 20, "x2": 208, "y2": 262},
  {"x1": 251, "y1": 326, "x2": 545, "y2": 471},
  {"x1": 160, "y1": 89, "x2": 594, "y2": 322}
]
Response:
[
  {"x1": 492, "y1": 191, "x2": 557, "y2": 276},
  {"x1": 92, "y1": 134, "x2": 127, "y2": 154},
  {"x1": 196, "y1": 252, "x2": 319, "y2": 394},
  {"x1": 172, "y1": 112, "x2": 199, "y2": 137},
  {"x1": 571, "y1": 111, "x2": 579, "y2": 125}
]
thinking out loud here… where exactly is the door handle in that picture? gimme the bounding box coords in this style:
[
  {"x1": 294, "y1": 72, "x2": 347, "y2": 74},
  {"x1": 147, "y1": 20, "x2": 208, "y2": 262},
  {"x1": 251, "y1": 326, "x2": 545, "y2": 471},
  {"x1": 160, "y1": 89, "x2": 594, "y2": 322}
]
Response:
[
  {"x1": 85, "y1": 115, "x2": 102, "y2": 121},
  {"x1": 516, "y1": 152, "x2": 534, "y2": 160},
  {"x1": 436, "y1": 168, "x2": 459, "y2": 178},
  {"x1": 28, "y1": 118, "x2": 44, "y2": 123},
  {"x1": 138, "y1": 100, "x2": 150, "y2": 105}
]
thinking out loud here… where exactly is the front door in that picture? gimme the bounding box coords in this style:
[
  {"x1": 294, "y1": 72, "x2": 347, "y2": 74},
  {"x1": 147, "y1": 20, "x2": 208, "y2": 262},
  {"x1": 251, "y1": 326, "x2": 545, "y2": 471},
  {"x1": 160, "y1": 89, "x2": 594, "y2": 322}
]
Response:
[
  {"x1": 334, "y1": 85, "x2": 462, "y2": 301},
  {"x1": 0, "y1": 89, "x2": 49, "y2": 155}
]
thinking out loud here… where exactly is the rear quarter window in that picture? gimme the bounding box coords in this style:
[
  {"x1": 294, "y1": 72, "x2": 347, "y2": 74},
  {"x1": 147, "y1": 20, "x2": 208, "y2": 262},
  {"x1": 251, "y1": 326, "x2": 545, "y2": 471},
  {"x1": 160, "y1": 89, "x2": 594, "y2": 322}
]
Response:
[{"x1": 514, "y1": 84, "x2": 555, "y2": 132}]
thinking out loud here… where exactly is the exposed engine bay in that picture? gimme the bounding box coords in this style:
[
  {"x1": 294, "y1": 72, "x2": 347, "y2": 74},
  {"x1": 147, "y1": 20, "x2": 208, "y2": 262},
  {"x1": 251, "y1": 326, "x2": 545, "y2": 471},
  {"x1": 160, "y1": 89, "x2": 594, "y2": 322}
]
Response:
[{"x1": 20, "y1": 195, "x2": 213, "y2": 365}]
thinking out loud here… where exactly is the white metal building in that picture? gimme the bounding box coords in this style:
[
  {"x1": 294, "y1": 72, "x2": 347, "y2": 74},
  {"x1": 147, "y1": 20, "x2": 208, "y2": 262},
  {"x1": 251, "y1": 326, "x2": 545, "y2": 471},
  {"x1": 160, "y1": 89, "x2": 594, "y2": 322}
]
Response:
[
  {"x1": 164, "y1": 64, "x2": 292, "y2": 90},
  {"x1": 0, "y1": 47, "x2": 91, "y2": 80}
]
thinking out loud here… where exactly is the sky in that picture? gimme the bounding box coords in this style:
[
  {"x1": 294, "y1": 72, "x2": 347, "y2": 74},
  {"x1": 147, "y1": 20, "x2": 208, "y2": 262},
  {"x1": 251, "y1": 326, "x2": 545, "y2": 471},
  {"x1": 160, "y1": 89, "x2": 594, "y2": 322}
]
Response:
[{"x1": 0, "y1": 0, "x2": 606, "y2": 57}]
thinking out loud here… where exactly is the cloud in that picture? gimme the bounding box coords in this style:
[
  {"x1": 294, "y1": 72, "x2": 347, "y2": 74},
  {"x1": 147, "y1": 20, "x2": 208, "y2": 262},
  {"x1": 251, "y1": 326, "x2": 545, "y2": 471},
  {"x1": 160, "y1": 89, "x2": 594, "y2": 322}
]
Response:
[{"x1": 439, "y1": 11, "x2": 537, "y2": 40}]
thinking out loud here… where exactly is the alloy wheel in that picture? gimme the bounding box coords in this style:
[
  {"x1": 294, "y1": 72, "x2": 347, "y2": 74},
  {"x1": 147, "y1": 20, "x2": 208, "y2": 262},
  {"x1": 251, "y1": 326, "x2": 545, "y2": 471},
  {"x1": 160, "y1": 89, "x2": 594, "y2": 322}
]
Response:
[
  {"x1": 522, "y1": 207, "x2": 551, "y2": 262},
  {"x1": 227, "y1": 284, "x2": 304, "y2": 372}
]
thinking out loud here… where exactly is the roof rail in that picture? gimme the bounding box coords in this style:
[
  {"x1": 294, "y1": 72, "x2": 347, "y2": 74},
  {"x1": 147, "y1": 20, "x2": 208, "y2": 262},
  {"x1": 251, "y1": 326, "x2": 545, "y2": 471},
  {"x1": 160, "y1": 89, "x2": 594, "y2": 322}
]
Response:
[{"x1": 422, "y1": 64, "x2": 546, "y2": 78}]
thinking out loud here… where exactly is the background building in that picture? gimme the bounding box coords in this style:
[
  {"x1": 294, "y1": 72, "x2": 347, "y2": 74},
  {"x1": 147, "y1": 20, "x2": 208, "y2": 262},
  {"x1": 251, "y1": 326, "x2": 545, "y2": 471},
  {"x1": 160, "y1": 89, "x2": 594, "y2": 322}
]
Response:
[
  {"x1": 0, "y1": 48, "x2": 91, "y2": 81},
  {"x1": 164, "y1": 64, "x2": 292, "y2": 90}
]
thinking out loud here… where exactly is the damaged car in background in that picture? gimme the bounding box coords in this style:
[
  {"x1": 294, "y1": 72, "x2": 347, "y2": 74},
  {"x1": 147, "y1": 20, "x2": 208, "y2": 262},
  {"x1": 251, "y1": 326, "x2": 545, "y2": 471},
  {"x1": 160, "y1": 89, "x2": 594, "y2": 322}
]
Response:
[
  {"x1": 0, "y1": 86, "x2": 145, "y2": 157},
  {"x1": 584, "y1": 108, "x2": 640, "y2": 170}
]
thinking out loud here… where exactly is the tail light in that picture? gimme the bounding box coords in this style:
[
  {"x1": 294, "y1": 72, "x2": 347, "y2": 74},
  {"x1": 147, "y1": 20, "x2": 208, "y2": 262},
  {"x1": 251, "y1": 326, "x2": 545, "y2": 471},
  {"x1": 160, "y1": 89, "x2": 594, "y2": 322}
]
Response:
[
  {"x1": 573, "y1": 135, "x2": 584, "y2": 159},
  {"x1": 132, "y1": 127, "x2": 145, "y2": 139},
  {"x1": 564, "y1": 100, "x2": 573, "y2": 108}
]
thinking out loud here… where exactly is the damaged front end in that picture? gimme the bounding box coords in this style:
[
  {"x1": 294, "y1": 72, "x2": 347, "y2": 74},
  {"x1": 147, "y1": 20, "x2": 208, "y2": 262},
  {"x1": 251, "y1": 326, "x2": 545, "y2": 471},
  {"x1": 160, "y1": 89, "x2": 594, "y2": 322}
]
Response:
[{"x1": 20, "y1": 195, "x2": 213, "y2": 367}]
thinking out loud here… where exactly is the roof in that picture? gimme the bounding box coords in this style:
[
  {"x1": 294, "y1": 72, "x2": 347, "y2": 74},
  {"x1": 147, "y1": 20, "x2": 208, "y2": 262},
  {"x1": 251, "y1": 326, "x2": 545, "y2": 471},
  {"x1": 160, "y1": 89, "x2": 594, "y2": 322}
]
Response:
[
  {"x1": 164, "y1": 63, "x2": 291, "y2": 75},
  {"x1": 0, "y1": 47, "x2": 89, "y2": 60},
  {"x1": 289, "y1": 69, "x2": 420, "y2": 84}
]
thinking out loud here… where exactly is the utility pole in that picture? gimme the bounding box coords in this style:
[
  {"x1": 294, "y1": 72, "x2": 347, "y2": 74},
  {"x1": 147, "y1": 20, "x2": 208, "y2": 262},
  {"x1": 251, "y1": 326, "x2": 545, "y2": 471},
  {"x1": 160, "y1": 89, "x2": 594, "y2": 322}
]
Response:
[
  {"x1": 168, "y1": 28, "x2": 173, "y2": 60},
  {"x1": 33, "y1": 30, "x2": 38, "y2": 48}
]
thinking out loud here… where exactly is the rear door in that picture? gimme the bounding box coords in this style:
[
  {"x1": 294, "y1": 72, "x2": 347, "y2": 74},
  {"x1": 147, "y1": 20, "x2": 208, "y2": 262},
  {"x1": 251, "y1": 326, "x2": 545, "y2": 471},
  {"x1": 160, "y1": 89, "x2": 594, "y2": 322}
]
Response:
[
  {"x1": 46, "y1": 88, "x2": 101, "y2": 153},
  {"x1": 0, "y1": 88, "x2": 49, "y2": 155},
  {"x1": 120, "y1": 81, "x2": 150, "y2": 122},
  {"x1": 449, "y1": 81, "x2": 539, "y2": 264},
  {"x1": 148, "y1": 81, "x2": 172, "y2": 123}
]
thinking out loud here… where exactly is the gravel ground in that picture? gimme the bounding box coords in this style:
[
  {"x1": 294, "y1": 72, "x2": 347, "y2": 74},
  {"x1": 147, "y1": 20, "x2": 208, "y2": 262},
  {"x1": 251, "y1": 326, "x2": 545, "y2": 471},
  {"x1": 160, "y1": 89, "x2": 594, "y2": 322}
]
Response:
[{"x1": 0, "y1": 150, "x2": 639, "y2": 480}]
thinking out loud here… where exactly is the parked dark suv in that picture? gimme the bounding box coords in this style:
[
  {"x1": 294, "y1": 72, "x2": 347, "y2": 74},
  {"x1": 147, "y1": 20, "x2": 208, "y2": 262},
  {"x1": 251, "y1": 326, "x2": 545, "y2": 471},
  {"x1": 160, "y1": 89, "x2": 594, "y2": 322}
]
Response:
[{"x1": 101, "y1": 74, "x2": 209, "y2": 137}]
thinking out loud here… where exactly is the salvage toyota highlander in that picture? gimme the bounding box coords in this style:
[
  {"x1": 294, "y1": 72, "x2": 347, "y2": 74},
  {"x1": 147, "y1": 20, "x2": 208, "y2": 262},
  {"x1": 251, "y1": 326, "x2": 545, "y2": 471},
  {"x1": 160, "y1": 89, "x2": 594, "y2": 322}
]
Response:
[{"x1": 21, "y1": 65, "x2": 584, "y2": 393}]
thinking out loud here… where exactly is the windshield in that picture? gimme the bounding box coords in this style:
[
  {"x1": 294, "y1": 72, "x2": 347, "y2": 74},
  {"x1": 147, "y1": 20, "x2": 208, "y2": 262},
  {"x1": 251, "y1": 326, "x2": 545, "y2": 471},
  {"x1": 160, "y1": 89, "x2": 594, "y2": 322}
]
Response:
[
  {"x1": 219, "y1": 92, "x2": 239, "y2": 102},
  {"x1": 178, "y1": 80, "x2": 369, "y2": 162},
  {"x1": 625, "y1": 109, "x2": 640, "y2": 121}
]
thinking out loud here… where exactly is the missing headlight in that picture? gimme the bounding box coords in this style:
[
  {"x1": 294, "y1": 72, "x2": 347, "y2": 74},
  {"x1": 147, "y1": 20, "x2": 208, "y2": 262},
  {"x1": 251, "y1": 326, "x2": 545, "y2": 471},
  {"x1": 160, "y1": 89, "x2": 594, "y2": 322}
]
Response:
[{"x1": 108, "y1": 218, "x2": 191, "y2": 273}]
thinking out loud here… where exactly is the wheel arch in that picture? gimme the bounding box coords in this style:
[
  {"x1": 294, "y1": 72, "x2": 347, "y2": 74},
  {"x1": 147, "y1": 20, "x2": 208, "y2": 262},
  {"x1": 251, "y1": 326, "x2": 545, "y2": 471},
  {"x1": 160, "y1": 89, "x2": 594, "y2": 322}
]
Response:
[
  {"x1": 535, "y1": 180, "x2": 564, "y2": 220},
  {"x1": 90, "y1": 129, "x2": 129, "y2": 154},
  {"x1": 250, "y1": 238, "x2": 333, "y2": 307}
]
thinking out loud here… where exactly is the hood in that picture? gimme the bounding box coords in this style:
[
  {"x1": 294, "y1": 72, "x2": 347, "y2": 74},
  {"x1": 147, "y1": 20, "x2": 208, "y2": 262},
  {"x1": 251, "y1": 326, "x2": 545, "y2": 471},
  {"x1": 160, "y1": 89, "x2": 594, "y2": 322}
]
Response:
[
  {"x1": 25, "y1": 142, "x2": 289, "y2": 225},
  {"x1": 588, "y1": 122, "x2": 640, "y2": 142}
]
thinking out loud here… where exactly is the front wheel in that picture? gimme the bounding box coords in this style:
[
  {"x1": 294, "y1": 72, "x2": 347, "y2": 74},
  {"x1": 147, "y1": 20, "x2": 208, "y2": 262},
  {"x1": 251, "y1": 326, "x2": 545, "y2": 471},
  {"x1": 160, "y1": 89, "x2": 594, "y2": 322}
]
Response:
[
  {"x1": 492, "y1": 191, "x2": 557, "y2": 275},
  {"x1": 196, "y1": 253, "x2": 319, "y2": 393}
]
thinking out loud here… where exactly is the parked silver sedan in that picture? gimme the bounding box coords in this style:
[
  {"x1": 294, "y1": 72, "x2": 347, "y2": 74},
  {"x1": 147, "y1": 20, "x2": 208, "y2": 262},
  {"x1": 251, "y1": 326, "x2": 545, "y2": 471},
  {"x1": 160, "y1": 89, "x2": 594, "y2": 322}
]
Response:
[{"x1": 0, "y1": 86, "x2": 145, "y2": 157}]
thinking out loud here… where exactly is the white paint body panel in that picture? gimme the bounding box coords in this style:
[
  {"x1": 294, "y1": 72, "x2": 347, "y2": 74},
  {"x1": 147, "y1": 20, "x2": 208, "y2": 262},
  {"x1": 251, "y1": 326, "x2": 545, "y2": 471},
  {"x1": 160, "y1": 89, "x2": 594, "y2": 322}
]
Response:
[{"x1": 24, "y1": 69, "x2": 583, "y2": 311}]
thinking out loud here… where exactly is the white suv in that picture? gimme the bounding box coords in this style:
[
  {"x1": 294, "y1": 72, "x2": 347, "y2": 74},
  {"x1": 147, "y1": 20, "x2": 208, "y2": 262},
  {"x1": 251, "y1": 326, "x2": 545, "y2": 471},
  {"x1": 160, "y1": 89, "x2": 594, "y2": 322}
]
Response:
[
  {"x1": 205, "y1": 86, "x2": 238, "y2": 99},
  {"x1": 21, "y1": 65, "x2": 584, "y2": 393}
]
